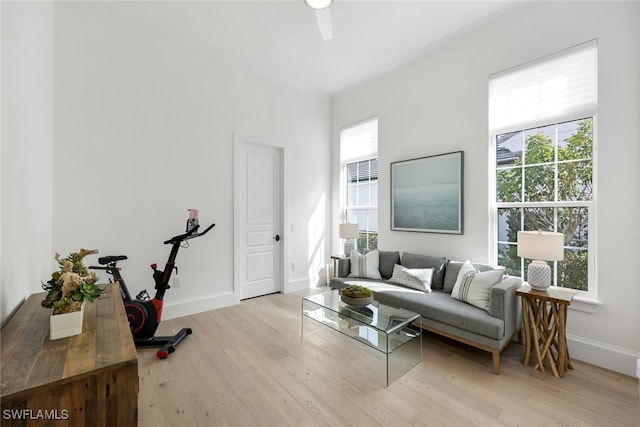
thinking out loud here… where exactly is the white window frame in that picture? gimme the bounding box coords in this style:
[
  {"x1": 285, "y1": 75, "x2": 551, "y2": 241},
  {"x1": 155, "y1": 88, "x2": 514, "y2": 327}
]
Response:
[
  {"x1": 340, "y1": 117, "x2": 378, "y2": 253},
  {"x1": 488, "y1": 41, "x2": 598, "y2": 301},
  {"x1": 344, "y1": 157, "x2": 378, "y2": 252},
  {"x1": 490, "y1": 119, "x2": 597, "y2": 300}
]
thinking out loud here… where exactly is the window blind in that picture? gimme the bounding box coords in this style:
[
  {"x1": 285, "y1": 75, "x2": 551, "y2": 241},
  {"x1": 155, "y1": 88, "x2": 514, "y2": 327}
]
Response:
[
  {"x1": 346, "y1": 159, "x2": 378, "y2": 183},
  {"x1": 340, "y1": 117, "x2": 378, "y2": 163},
  {"x1": 489, "y1": 40, "x2": 597, "y2": 133}
]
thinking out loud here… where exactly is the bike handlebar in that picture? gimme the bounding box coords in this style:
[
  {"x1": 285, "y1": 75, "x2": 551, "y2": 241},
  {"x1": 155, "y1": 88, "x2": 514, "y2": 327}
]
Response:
[{"x1": 163, "y1": 223, "x2": 215, "y2": 245}]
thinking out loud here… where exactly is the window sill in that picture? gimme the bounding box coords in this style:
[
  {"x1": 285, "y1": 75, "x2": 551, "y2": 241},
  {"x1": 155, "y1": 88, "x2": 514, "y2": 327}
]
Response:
[{"x1": 570, "y1": 294, "x2": 603, "y2": 313}]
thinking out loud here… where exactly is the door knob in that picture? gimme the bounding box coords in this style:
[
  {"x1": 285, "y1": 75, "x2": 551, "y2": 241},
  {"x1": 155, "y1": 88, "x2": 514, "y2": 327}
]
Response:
[{"x1": 274, "y1": 234, "x2": 281, "y2": 242}]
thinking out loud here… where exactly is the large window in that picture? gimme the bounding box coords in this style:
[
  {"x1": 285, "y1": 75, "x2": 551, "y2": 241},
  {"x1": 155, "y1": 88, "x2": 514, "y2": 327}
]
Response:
[
  {"x1": 345, "y1": 158, "x2": 378, "y2": 251},
  {"x1": 490, "y1": 41, "x2": 597, "y2": 298},
  {"x1": 341, "y1": 118, "x2": 378, "y2": 253}
]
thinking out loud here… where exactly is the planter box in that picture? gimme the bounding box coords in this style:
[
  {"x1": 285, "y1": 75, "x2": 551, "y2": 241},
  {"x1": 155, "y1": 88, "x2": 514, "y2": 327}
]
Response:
[{"x1": 50, "y1": 302, "x2": 84, "y2": 340}]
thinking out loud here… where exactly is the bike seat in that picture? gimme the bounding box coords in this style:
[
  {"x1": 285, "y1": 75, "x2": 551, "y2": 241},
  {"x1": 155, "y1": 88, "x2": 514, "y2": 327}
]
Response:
[{"x1": 98, "y1": 255, "x2": 128, "y2": 265}]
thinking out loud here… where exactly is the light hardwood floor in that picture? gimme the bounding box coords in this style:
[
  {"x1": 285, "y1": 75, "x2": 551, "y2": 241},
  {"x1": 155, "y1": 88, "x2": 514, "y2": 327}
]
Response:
[{"x1": 138, "y1": 289, "x2": 639, "y2": 426}]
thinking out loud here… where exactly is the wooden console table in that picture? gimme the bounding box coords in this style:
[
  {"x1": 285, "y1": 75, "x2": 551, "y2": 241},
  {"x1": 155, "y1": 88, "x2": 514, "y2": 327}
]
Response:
[
  {"x1": 1, "y1": 284, "x2": 138, "y2": 426},
  {"x1": 516, "y1": 286, "x2": 574, "y2": 378}
]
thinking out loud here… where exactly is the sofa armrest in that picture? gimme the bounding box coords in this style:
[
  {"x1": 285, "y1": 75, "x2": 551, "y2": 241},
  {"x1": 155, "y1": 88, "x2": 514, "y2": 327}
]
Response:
[
  {"x1": 337, "y1": 258, "x2": 351, "y2": 278},
  {"x1": 489, "y1": 276, "x2": 523, "y2": 339}
]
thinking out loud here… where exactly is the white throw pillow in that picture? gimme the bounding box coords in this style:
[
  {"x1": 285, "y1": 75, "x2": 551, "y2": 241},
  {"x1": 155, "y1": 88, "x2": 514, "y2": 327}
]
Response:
[
  {"x1": 348, "y1": 249, "x2": 382, "y2": 280},
  {"x1": 451, "y1": 260, "x2": 477, "y2": 292},
  {"x1": 388, "y1": 264, "x2": 433, "y2": 293},
  {"x1": 404, "y1": 267, "x2": 434, "y2": 293},
  {"x1": 451, "y1": 269, "x2": 505, "y2": 311}
]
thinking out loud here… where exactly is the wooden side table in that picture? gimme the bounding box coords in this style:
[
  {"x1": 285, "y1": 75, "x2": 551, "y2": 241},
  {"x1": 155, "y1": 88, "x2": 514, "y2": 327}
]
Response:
[
  {"x1": 330, "y1": 255, "x2": 343, "y2": 278},
  {"x1": 516, "y1": 286, "x2": 574, "y2": 378}
]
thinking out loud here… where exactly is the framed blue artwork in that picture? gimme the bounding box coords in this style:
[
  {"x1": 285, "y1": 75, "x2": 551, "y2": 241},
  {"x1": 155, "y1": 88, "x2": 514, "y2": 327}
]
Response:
[{"x1": 391, "y1": 151, "x2": 464, "y2": 234}]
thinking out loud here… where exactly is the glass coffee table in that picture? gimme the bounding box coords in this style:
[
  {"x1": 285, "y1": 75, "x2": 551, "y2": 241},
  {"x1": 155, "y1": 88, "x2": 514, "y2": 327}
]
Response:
[{"x1": 301, "y1": 289, "x2": 422, "y2": 386}]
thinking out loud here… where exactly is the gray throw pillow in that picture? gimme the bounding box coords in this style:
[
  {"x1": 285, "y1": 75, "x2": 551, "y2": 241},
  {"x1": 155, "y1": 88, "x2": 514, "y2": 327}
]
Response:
[
  {"x1": 400, "y1": 252, "x2": 447, "y2": 290},
  {"x1": 443, "y1": 260, "x2": 465, "y2": 293},
  {"x1": 378, "y1": 250, "x2": 401, "y2": 280}
]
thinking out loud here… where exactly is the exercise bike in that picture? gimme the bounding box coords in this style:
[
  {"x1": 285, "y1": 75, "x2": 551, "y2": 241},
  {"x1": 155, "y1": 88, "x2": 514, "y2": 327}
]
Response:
[{"x1": 90, "y1": 209, "x2": 214, "y2": 359}]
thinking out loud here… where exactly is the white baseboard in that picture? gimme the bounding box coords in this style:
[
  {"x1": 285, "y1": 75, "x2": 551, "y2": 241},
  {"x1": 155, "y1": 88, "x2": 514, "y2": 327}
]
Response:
[
  {"x1": 162, "y1": 291, "x2": 236, "y2": 321},
  {"x1": 161, "y1": 278, "x2": 312, "y2": 321},
  {"x1": 284, "y1": 278, "x2": 311, "y2": 294},
  {"x1": 567, "y1": 334, "x2": 640, "y2": 378}
]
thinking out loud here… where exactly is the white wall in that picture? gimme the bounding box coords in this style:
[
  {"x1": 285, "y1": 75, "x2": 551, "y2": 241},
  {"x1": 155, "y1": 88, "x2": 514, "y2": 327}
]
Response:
[
  {"x1": 0, "y1": 2, "x2": 330, "y2": 323},
  {"x1": 0, "y1": 2, "x2": 54, "y2": 325},
  {"x1": 332, "y1": 1, "x2": 640, "y2": 377}
]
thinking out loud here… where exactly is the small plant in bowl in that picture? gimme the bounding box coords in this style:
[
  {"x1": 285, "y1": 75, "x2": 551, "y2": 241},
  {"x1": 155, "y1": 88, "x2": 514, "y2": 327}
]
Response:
[{"x1": 340, "y1": 284, "x2": 374, "y2": 306}]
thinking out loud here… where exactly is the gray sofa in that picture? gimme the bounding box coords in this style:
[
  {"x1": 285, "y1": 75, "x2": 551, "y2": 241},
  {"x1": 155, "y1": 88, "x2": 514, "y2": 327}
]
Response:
[{"x1": 330, "y1": 251, "x2": 522, "y2": 374}]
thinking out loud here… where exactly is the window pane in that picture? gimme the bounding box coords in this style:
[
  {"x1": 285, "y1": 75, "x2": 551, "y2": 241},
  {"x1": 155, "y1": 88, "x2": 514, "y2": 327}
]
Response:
[
  {"x1": 496, "y1": 131, "x2": 523, "y2": 167},
  {"x1": 558, "y1": 207, "x2": 588, "y2": 248},
  {"x1": 498, "y1": 243, "x2": 521, "y2": 277},
  {"x1": 498, "y1": 208, "x2": 520, "y2": 243},
  {"x1": 558, "y1": 160, "x2": 592, "y2": 201},
  {"x1": 523, "y1": 207, "x2": 554, "y2": 232},
  {"x1": 358, "y1": 232, "x2": 378, "y2": 252},
  {"x1": 496, "y1": 167, "x2": 522, "y2": 202},
  {"x1": 371, "y1": 181, "x2": 378, "y2": 207},
  {"x1": 558, "y1": 118, "x2": 592, "y2": 160},
  {"x1": 347, "y1": 183, "x2": 357, "y2": 206},
  {"x1": 368, "y1": 209, "x2": 378, "y2": 233},
  {"x1": 524, "y1": 126, "x2": 555, "y2": 165},
  {"x1": 557, "y1": 248, "x2": 588, "y2": 290},
  {"x1": 357, "y1": 182, "x2": 370, "y2": 207},
  {"x1": 355, "y1": 210, "x2": 367, "y2": 232},
  {"x1": 524, "y1": 165, "x2": 554, "y2": 202},
  {"x1": 346, "y1": 209, "x2": 358, "y2": 224},
  {"x1": 368, "y1": 234, "x2": 378, "y2": 250},
  {"x1": 346, "y1": 163, "x2": 358, "y2": 183}
]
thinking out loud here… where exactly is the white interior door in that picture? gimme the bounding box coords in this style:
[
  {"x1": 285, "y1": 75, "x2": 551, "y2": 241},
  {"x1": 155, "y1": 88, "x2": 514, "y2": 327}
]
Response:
[{"x1": 235, "y1": 139, "x2": 283, "y2": 300}]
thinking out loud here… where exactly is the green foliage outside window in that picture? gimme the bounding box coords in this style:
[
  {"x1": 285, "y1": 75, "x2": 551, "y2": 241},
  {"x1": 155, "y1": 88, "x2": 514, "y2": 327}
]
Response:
[{"x1": 357, "y1": 232, "x2": 378, "y2": 253}]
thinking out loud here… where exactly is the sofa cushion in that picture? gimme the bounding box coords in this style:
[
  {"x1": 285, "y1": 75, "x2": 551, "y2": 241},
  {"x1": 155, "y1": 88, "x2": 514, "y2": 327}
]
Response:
[
  {"x1": 365, "y1": 284, "x2": 505, "y2": 340},
  {"x1": 452, "y1": 269, "x2": 505, "y2": 311},
  {"x1": 348, "y1": 249, "x2": 382, "y2": 280},
  {"x1": 378, "y1": 251, "x2": 401, "y2": 280},
  {"x1": 401, "y1": 252, "x2": 446, "y2": 290},
  {"x1": 330, "y1": 278, "x2": 508, "y2": 340},
  {"x1": 388, "y1": 264, "x2": 433, "y2": 293},
  {"x1": 443, "y1": 260, "x2": 499, "y2": 293}
]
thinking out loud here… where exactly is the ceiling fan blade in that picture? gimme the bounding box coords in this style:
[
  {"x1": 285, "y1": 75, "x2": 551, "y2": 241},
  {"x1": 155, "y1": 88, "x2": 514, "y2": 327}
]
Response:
[{"x1": 315, "y1": 8, "x2": 333, "y2": 41}]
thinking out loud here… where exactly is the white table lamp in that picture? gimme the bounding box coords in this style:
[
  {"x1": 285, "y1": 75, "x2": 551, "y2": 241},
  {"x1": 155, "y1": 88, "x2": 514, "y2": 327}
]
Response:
[
  {"x1": 517, "y1": 231, "x2": 564, "y2": 291},
  {"x1": 339, "y1": 223, "x2": 359, "y2": 257}
]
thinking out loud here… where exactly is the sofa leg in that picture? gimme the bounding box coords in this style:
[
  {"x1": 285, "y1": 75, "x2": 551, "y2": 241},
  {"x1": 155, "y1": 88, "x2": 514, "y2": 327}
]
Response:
[{"x1": 492, "y1": 352, "x2": 500, "y2": 375}]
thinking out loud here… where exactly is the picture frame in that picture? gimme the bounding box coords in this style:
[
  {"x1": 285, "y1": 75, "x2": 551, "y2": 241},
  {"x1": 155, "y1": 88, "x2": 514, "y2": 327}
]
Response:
[{"x1": 390, "y1": 151, "x2": 464, "y2": 234}]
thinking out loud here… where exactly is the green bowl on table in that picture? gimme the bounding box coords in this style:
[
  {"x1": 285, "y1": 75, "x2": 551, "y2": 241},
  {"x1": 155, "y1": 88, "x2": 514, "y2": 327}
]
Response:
[{"x1": 340, "y1": 285, "x2": 374, "y2": 306}]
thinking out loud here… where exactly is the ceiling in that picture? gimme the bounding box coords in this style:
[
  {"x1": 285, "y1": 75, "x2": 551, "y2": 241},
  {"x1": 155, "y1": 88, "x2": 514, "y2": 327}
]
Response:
[{"x1": 103, "y1": 1, "x2": 516, "y2": 96}]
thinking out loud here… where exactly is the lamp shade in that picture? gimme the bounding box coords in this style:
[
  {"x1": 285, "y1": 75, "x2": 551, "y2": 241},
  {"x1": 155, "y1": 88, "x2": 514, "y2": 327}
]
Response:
[
  {"x1": 339, "y1": 223, "x2": 359, "y2": 239},
  {"x1": 305, "y1": 0, "x2": 332, "y2": 10},
  {"x1": 517, "y1": 231, "x2": 564, "y2": 261}
]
